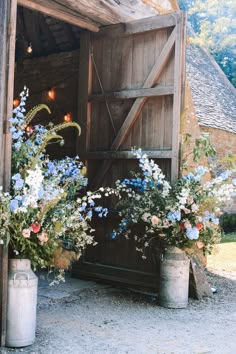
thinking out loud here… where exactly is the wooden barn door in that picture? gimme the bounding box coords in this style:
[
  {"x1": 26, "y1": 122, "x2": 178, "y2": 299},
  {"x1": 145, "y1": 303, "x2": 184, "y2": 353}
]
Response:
[{"x1": 74, "y1": 12, "x2": 186, "y2": 290}]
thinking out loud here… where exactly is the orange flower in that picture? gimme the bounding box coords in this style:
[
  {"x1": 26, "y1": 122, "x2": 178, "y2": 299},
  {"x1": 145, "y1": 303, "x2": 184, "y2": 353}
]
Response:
[
  {"x1": 31, "y1": 223, "x2": 41, "y2": 233},
  {"x1": 196, "y1": 223, "x2": 203, "y2": 231}
]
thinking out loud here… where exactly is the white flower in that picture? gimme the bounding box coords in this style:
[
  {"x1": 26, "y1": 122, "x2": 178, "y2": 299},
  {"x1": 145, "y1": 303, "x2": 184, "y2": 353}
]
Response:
[
  {"x1": 22, "y1": 228, "x2": 31, "y2": 238},
  {"x1": 191, "y1": 204, "x2": 199, "y2": 212},
  {"x1": 142, "y1": 212, "x2": 151, "y2": 222}
]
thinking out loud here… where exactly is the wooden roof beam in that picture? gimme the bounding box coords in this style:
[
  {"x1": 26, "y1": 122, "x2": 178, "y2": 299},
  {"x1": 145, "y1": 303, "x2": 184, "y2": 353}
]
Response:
[{"x1": 17, "y1": 0, "x2": 100, "y2": 32}]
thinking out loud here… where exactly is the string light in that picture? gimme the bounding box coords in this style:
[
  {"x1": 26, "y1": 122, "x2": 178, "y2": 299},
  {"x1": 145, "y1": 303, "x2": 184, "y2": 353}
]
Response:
[
  {"x1": 64, "y1": 113, "x2": 72, "y2": 122},
  {"x1": 13, "y1": 98, "x2": 20, "y2": 107},
  {"x1": 26, "y1": 125, "x2": 33, "y2": 133},
  {"x1": 27, "y1": 43, "x2": 33, "y2": 54},
  {"x1": 48, "y1": 88, "x2": 55, "y2": 100}
]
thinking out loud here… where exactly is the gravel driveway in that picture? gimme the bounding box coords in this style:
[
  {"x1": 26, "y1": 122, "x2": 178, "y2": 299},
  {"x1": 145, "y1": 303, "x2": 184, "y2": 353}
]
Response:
[{"x1": 1, "y1": 268, "x2": 236, "y2": 354}]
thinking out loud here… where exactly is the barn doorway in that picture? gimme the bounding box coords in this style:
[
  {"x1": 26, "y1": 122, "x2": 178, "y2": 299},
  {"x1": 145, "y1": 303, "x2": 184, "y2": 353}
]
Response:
[
  {"x1": 14, "y1": 6, "x2": 84, "y2": 160},
  {"x1": 14, "y1": 6, "x2": 186, "y2": 291},
  {"x1": 1, "y1": 0, "x2": 186, "y2": 344}
]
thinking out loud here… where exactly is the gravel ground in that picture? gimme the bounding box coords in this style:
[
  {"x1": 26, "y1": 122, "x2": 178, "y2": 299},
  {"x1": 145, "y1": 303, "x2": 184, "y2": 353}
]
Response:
[{"x1": 1, "y1": 269, "x2": 236, "y2": 354}]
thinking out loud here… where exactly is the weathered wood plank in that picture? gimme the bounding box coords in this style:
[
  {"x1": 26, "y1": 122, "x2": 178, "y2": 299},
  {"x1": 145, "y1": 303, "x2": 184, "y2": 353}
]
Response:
[
  {"x1": 189, "y1": 257, "x2": 213, "y2": 299},
  {"x1": 171, "y1": 12, "x2": 186, "y2": 182},
  {"x1": 106, "y1": 26, "x2": 176, "y2": 151},
  {"x1": 77, "y1": 32, "x2": 92, "y2": 155},
  {"x1": 91, "y1": 26, "x2": 176, "y2": 188},
  {"x1": 81, "y1": 150, "x2": 173, "y2": 159},
  {"x1": 119, "y1": 34, "x2": 133, "y2": 150},
  {"x1": 130, "y1": 31, "x2": 144, "y2": 148},
  {"x1": 3, "y1": 0, "x2": 17, "y2": 191},
  {"x1": 0, "y1": 0, "x2": 8, "y2": 187},
  {"x1": 0, "y1": 0, "x2": 17, "y2": 341},
  {"x1": 92, "y1": 13, "x2": 180, "y2": 39},
  {"x1": 17, "y1": 0, "x2": 99, "y2": 31}
]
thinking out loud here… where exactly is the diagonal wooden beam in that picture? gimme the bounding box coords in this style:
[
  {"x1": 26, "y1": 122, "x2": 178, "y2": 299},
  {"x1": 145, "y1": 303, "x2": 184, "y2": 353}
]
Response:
[
  {"x1": 91, "y1": 26, "x2": 177, "y2": 189},
  {"x1": 17, "y1": 0, "x2": 99, "y2": 32}
]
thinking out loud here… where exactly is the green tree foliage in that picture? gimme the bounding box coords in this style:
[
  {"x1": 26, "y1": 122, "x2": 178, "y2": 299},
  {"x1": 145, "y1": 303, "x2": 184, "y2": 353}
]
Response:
[{"x1": 179, "y1": 0, "x2": 236, "y2": 87}]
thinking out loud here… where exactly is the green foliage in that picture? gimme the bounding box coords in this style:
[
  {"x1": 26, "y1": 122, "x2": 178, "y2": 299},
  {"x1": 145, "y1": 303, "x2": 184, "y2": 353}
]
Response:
[
  {"x1": 179, "y1": 0, "x2": 236, "y2": 86},
  {"x1": 220, "y1": 231, "x2": 236, "y2": 243},
  {"x1": 221, "y1": 213, "x2": 236, "y2": 233},
  {"x1": 181, "y1": 133, "x2": 216, "y2": 172},
  {"x1": 193, "y1": 134, "x2": 216, "y2": 162}
]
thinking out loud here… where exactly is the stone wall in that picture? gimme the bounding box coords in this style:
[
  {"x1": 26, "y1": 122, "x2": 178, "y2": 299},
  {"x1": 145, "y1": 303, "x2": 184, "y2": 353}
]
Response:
[
  {"x1": 14, "y1": 50, "x2": 80, "y2": 158},
  {"x1": 200, "y1": 126, "x2": 236, "y2": 214},
  {"x1": 181, "y1": 81, "x2": 236, "y2": 214}
]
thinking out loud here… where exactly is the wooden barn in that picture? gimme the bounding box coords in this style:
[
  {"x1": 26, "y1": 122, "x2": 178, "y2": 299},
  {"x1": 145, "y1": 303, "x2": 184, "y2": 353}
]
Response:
[{"x1": 0, "y1": 0, "x2": 186, "y2": 345}]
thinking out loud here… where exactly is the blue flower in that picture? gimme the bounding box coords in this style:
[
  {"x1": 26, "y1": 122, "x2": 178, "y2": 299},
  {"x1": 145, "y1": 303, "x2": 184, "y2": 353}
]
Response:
[
  {"x1": 110, "y1": 231, "x2": 117, "y2": 239},
  {"x1": 12, "y1": 130, "x2": 23, "y2": 140},
  {"x1": 13, "y1": 141, "x2": 22, "y2": 150},
  {"x1": 10, "y1": 126, "x2": 17, "y2": 133},
  {"x1": 10, "y1": 199, "x2": 19, "y2": 213},
  {"x1": 167, "y1": 211, "x2": 181, "y2": 222},
  {"x1": 47, "y1": 162, "x2": 56, "y2": 175},
  {"x1": 202, "y1": 211, "x2": 219, "y2": 225},
  {"x1": 12, "y1": 174, "x2": 24, "y2": 190},
  {"x1": 183, "y1": 172, "x2": 194, "y2": 181},
  {"x1": 218, "y1": 170, "x2": 232, "y2": 181},
  {"x1": 95, "y1": 206, "x2": 102, "y2": 212},
  {"x1": 87, "y1": 210, "x2": 93, "y2": 218},
  {"x1": 195, "y1": 166, "x2": 208, "y2": 176},
  {"x1": 79, "y1": 203, "x2": 87, "y2": 212},
  {"x1": 186, "y1": 227, "x2": 199, "y2": 240}
]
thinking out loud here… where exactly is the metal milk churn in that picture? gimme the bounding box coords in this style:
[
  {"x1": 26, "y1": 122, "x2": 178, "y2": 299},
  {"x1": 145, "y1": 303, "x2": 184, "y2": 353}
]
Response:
[
  {"x1": 6, "y1": 258, "x2": 38, "y2": 347},
  {"x1": 159, "y1": 247, "x2": 190, "y2": 308}
]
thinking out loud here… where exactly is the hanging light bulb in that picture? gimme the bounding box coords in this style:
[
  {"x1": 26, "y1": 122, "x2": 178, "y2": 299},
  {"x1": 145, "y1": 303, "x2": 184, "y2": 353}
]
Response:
[
  {"x1": 48, "y1": 88, "x2": 55, "y2": 100},
  {"x1": 13, "y1": 98, "x2": 20, "y2": 107},
  {"x1": 27, "y1": 43, "x2": 33, "y2": 54},
  {"x1": 26, "y1": 125, "x2": 33, "y2": 133},
  {"x1": 64, "y1": 113, "x2": 72, "y2": 122}
]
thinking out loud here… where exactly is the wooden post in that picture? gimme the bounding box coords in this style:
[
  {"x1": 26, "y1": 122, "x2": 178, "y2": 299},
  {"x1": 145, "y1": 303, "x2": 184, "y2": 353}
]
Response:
[{"x1": 0, "y1": 0, "x2": 17, "y2": 346}]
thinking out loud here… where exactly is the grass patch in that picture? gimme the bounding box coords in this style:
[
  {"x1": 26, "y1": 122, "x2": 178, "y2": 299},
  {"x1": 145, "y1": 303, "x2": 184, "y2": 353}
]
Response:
[
  {"x1": 220, "y1": 232, "x2": 236, "y2": 243},
  {"x1": 207, "y1": 243, "x2": 236, "y2": 271}
]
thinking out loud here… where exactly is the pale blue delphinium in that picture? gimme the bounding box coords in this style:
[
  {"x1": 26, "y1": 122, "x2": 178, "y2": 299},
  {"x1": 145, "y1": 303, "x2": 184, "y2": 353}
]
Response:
[
  {"x1": 186, "y1": 227, "x2": 199, "y2": 240},
  {"x1": 167, "y1": 211, "x2": 181, "y2": 222}
]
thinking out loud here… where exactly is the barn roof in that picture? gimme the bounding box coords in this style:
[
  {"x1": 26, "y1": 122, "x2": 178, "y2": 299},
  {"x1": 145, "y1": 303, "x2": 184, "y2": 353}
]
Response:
[
  {"x1": 16, "y1": 1, "x2": 178, "y2": 60},
  {"x1": 18, "y1": 0, "x2": 177, "y2": 31},
  {"x1": 186, "y1": 41, "x2": 236, "y2": 134}
]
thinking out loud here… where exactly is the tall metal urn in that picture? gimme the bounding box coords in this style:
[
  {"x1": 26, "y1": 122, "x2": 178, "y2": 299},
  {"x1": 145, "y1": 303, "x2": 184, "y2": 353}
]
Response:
[
  {"x1": 6, "y1": 259, "x2": 38, "y2": 347},
  {"x1": 159, "y1": 247, "x2": 190, "y2": 308}
]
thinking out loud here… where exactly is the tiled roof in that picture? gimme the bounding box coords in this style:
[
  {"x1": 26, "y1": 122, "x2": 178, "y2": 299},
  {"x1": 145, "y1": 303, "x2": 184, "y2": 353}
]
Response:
[{"x1": 186, "y1": 42, "x2": 236, "y2": 134}]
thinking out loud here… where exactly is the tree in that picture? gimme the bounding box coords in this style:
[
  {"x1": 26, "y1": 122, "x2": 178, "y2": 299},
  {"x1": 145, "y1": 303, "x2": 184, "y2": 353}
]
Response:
[{"x1": 179, "y1": 0, "x2": 236, "y2": 87}]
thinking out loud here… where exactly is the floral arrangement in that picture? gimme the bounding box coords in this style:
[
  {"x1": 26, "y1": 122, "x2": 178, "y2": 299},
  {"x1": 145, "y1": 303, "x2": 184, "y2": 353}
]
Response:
[
  {"x1": 110, "y1": 149, "x2": 236, "y2": 258},
  {"x1": 0, "y1": 87, "x2": 107, "y2": 279}
]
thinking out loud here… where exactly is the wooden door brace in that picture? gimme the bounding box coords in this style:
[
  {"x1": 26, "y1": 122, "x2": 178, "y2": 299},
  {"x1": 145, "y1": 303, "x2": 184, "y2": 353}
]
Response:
[{"x1": 90, "y1": 25, "x2": 177, "y2": 189}]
